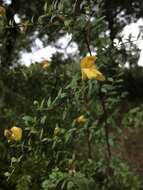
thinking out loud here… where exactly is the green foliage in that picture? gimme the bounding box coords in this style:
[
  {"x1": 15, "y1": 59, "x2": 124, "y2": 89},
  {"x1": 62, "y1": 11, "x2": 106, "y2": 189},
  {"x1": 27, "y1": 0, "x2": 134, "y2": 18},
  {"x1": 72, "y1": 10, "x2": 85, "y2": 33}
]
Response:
[
  {"x1": 2, "y1": 62, "x2": 141, "y2": 189},
  {"x1": 122, "y1": 104, "x2": 143, "y2": 128},
  {"x1": 42, "y1": 168, "x2": 94, "y2": 190}
]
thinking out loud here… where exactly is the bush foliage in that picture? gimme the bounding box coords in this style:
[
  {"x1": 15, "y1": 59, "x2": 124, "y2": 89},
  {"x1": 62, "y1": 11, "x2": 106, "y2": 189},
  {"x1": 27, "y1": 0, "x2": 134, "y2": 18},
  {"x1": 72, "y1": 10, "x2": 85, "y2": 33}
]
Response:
[{"x1": 0, "y1": 0, "x2": 143, "y2": 189}]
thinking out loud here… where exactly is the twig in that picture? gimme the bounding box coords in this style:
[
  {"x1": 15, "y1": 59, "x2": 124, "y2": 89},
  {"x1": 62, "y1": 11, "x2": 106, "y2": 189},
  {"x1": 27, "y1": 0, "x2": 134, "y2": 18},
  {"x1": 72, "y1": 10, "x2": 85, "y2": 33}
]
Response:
[
  {"x1": 115, "y1": 38, "x2": 142, "y2": 47},
  {"x1": 87, "y1": 128, "x2": 92, "y2": 158},
  {"x1": 5, "y1": 23, "x2": 44, "y2": 29},
  {"x1": 99, "y1": 84, "x2": 111, "y2": 163},
  {"x1": 84, "y1": 88, "x2": 92, "y2": 159}
]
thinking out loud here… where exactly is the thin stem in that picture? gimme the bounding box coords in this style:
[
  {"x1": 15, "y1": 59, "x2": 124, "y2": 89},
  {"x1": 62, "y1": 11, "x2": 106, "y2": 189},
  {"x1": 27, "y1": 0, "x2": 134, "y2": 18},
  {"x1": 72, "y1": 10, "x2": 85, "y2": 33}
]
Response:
[
  {"x1": 84, "y1": 84, "x2": 92, "y2": 159},
  {"x1": 83, "y1": 29, "x2": 92, "y2": 55},
  {"x1": 5, "y1": 23, "x2": 44, "y2": 29},
  {"x1": 99, "y1": 84, "x2": 111, "y2": 162},
  {"x1": 87, "y1": 129, "x2": 92, "y2": 159}
]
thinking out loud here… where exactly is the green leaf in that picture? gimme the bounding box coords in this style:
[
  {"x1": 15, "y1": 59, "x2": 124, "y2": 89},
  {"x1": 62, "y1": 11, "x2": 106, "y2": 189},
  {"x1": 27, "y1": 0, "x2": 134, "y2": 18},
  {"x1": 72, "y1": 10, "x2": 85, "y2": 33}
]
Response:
[
  {"x1": 67, "y1": 181, "x2": 75, "y2": 189},
  {"x1": 41, "y1": 115, "x2": 47, "y2": 124}
]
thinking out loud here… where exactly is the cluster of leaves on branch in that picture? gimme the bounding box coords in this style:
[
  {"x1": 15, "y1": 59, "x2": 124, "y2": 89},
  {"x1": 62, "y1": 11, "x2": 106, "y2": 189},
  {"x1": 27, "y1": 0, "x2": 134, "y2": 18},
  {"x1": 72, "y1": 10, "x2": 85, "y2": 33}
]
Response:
[{"x1": 2, "y1": 56, "x2": 141, "y2": 190}]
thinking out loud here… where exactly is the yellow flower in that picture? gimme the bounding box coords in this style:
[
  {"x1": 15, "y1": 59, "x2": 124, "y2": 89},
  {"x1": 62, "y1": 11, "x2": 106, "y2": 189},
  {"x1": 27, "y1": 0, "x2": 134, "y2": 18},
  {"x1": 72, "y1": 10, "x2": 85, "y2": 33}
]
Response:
[
  {"x1": 10, "y1": 126, "x2": 22, "y2": 141},
  {"x1": 40, "y1": 60, "x2": 50, "y2": 69},
  {"x1": 80, "y1": 56, "x2": 105, "y2": 81},
  {"x1": 80, "y1": 56, "x2": 96, "y2": 68},
  {"x1": 76, "y1": 115, "x2": 87, "y2": 123},
  {"x1": 4, "y1": 126, "x2": 22, "y2": 141},
  {"x1": 54, "y1": 127, "x2": 60, "y2": 136}
]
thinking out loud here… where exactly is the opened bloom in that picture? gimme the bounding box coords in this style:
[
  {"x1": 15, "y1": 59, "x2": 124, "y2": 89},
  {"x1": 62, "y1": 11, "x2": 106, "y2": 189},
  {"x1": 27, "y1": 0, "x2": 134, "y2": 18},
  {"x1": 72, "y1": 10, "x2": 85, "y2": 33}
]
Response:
[
  {"x1": 76, "y1": 115, "x2": 88, "y2": 123},
  {"x1": 80, "y1": 56, "x2": 105, "y2": 81},
  {"x1": 4, "y1": 126, "x2": 22, "y2": 141},
  {"x1": 40, "y1": 60, "x2": 50, "y2": 69}
]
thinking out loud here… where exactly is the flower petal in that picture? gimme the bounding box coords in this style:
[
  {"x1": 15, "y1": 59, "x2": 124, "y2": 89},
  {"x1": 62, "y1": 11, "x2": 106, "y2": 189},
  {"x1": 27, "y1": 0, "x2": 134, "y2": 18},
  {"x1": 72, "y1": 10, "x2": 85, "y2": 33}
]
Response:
[
  {"x1": 40, "y1": 60, "x2": 50, "y2": 69},
  {"x1": 76, "y1": 115, "x2": 87, "y2": 123},
  {"x1": 81, "y1": 69, "x2": 88, "y2": 80},
  {"x1": 82, "y1": 68, "x2": 105, "y2": 81},
  {"x1": 80, "y1": 56, "x2": 96, "y2": 68},
  {"x1": 54, "y1": 127, "x2": 60, "y2": 136},
  {"x1": 10, "y1": 126, "x2": 22, "y2": 141}
]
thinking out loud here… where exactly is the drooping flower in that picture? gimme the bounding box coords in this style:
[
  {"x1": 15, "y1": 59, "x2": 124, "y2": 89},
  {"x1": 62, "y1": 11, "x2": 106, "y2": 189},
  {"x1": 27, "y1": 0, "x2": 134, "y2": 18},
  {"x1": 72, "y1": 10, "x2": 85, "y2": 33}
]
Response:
[
  {"x1": 4, "y1": 126, "x2": 22, "y2": 141},
  {"x1": 68, "y1": 159, "x2": 76, "y2": 176},
  {"x1": 54, "y1": 127, "x2": 60, "y2": 136},
  {"x1": 40, "y1": 60, "x2": 50, "y2": 69},
  {"x1": 76, "y1": 115, "x2": 88, "y2": 123},
  {"x1": 80, "y1": 56, "x2": 105, "y2": 81}
]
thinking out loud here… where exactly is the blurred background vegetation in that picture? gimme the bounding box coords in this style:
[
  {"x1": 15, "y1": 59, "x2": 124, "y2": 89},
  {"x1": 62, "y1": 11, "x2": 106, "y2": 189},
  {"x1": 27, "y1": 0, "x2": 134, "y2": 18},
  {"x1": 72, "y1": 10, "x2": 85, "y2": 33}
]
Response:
[{"x1": 0, "y1": 0, "x2": 143, "y2": 189}]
